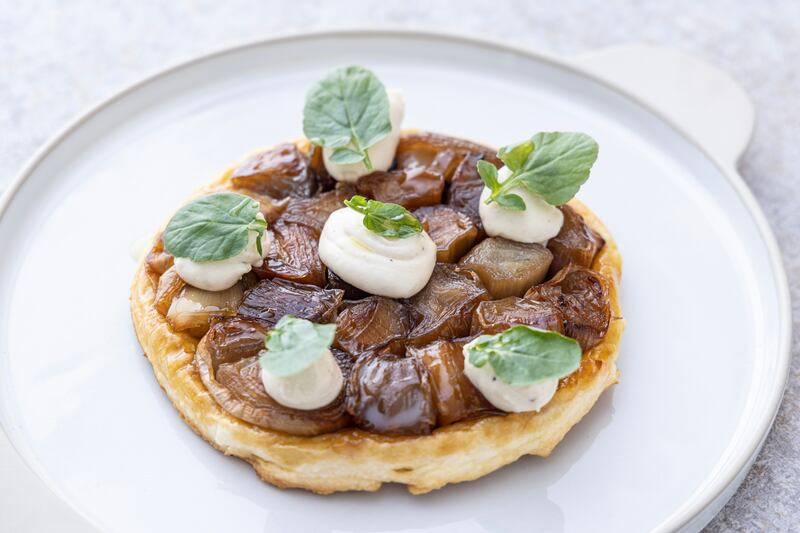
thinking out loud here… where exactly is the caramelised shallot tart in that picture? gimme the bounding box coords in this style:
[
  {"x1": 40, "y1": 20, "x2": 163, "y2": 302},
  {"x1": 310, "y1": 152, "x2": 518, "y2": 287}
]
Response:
[{"x1": 130, "y1": 65, "x2": 623, "y2": 494}]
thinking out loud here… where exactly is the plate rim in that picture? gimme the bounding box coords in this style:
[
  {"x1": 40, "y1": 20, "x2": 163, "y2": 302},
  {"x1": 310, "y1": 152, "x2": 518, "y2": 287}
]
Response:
[{"x1": 0, "y1": 28, "x2": 791, "y2": 533}]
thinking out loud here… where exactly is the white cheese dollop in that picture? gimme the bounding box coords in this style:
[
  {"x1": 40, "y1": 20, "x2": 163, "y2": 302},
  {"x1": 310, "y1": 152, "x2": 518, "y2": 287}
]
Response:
[
  {"x1": 479, "y1": 166, "x2": 564, "y2": 244},
  {"x1": 318, "y1": 207, "x2": 436, "y2": 298},
  {"x1": 462, "y1": 343, "x2": 559, "y2": 413},
  {"x1": 260, "y1": 349, "x2": 344, "y2": 410},
  {"x1": 322, "y1": 89, "x2": 405, "y2": 183},
  {"x1": 173, "y1": 214, "x2": 270, "y2": 291}
]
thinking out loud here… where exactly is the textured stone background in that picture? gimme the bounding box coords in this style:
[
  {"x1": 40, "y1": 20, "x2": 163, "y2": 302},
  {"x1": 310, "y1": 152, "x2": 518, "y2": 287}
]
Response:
[{"x1": 1, "y1": 1, "x2": 798, "y2": 531}]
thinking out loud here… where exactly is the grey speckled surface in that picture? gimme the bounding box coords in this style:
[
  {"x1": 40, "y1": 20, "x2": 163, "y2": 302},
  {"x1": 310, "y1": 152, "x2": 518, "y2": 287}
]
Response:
[{"x1": 1, "y1": 1, "x2": 798, "y2": 531}]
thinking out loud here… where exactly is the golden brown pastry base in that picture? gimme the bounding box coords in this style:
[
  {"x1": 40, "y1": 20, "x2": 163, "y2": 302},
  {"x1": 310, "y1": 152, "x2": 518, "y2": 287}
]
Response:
[{"x1": 130, "y1": 140, "x2": 624, "y2": 495}]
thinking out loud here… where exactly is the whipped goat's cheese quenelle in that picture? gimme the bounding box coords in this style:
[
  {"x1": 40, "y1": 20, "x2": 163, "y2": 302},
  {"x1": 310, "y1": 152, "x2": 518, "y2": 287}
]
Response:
[
  {"x1": 173, "y1": 213, "x2": 270, "y2": 291},
  {"x1": 260, "y1": 349, "x2": 344, "y2": 410},
  {"x1": 462, "y1": 344, "x2": 559, "y2": 413},
  {"x1": 322, "y1": 89, "x2": 405, "y2": 183},
  {"x1": 479, "y1": 166, "x2": 564, "y2": 244},
  {"x1": 318, "y1": 207, "x2": 436, "y2": 298}
]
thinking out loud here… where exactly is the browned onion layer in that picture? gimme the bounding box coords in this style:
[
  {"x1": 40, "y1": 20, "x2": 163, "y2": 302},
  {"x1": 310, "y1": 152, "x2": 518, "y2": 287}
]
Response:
[{"x1": 146, "y1": 133, "x2": 610, "y2": 437}]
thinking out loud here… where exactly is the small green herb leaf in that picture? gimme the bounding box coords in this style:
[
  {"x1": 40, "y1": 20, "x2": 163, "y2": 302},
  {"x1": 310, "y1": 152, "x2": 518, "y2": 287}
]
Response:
[
  {"x1": 303, "y1": 65, "x2": 392, "y2": 172},
  {"x1": 344, "y1": 195, "x2": 423, "y2": 239},
  {"x1": 516, "y1": 132, "x2": 599, "y2": 205},
  {"x1": 495, "y1": 193, "x2": 526, "y2": 211},
  {"x1": 465, "y1": 325, "x2": 581, "y2": 386},
  {"x1": 497, "y1": 139, "x2": 534, "y2": 171},
  {"x1": 477, "y1": 159, "x2": 500, "y2": 190},
  {"x1": 329, "y1": 147, "x2": 366, "y2": 164},
  {"x1": 483, "y1": 132, "x2": 599, "y2": 209},
  {"x1": 163, "y1": 192, "x2": 266, "y2": 262},
  {"x1": 258, "y1": 315, "x2": 336, "y2": 378}
]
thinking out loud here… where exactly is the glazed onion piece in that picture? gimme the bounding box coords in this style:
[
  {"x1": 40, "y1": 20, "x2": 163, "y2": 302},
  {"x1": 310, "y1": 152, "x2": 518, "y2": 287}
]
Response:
[
  {"x1": 414, "y1": 205, "x2": 478, "y2": 263},
  {"x1": 459, "y1": 237, "x2": 553, "y2": 299},
  {"x1": 154, "y1": 266, "x2": 186, "y2": 316},
  {"x1": 237, "y1": 278, "x2": 343, "y2": 327},
  {"x1": 166, "y1": 274, "x2": 256, "y2": 337},
  {"x1": 470, "y1": 297, "x2": 565, "y2": 336},
  {"x1": 196, "y1": 322, "x2": 353, "y2": 436},
  {"x1": 325, "y1": 269, "x2": 369, "y2": 300},
  {"x1": 547, "y1": 204, "x2": 606, "y2": 276},
  {"x1": 406, "y1": 264, "x2": 489, "y2": 346},
  {"x1": 335, "y1": 297, "x2": 410, "y2": 356},
  {"x1": 253, "y1": 221, "x2": 326, "y2": 286},
  {"x1": 308, "y1": 145, "x2": 337, "y2": 192},
  {"x1": 356, "y1": 169, "x2": 444, "y2": 209},
  {"x1": 234, "y1": 189, "x2": 289, "y2": 225},
  {"x1": 204, "y1": 316, "x2": 268, "y2": 369},
  {"x1": 525, "y1": 266, "x2": 611, "y2": 351},
  {"x1": 446, "y1": 153, "x2": 493, "y2": 233},
  {"x1": 396, "y1": 132, "x2": 501, "y2": 178},
  {"x1": 230, "y1": 143, "x2": 318, "y2": 199},
  {"x1": 280, "y1": 185, "x2": 355, "y2": 235},
  {"x1": 407, "y1": 340, "x2": 495, "y2": 425},
  {"x1": 345, "y1": 352, "x2": 436, "y2": 435},
  {"x1": 144, "y1": 236, "x2": 174, "y2": 284}
]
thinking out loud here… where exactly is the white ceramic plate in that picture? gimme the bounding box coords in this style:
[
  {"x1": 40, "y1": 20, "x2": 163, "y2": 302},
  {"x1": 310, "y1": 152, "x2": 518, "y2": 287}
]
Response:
[{"x1": 0, "y1": 31, "x2": 790, "y2": 533}]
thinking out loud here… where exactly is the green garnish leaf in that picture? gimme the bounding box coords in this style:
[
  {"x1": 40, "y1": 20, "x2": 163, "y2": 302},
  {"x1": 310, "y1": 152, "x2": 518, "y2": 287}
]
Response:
[
  {"x1": 476, "y1": 159, "x2": 500, "y2": 190},
  {"x1": 302, "y1": 65, "x2": 392, "y2": 171},
  {"x1": 497, "y1": 139, "x2": 534, "y2": 171},
  {"x1": 495, "y1": 193, "x2": 526, "y2": 211},
  {"x1": 465, "y1": 325, "x2": 581, "y2": 386},
  {"x1": 163, "y1": 192, "x2": 266, "y2": 262},
  {"x1": 344, "y1": 195, "x2": 423, "y2": 239},
  {"x1": 258, "y1": 315, "x2": 336, "y2": 378},
  {"x1": 482, "y1": 132, "x2": 599, "y2": 209}
]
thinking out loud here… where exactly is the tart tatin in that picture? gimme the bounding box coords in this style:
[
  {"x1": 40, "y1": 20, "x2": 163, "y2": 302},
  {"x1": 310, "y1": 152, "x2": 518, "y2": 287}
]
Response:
[{"x1": 131, "y1": 132, "x2": 623, "y2": 494}]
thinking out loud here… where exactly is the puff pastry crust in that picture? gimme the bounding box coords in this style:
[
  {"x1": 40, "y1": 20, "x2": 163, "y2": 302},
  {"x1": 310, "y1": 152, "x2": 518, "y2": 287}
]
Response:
[{"x1": 130, "y1": 139, "x2": 624, "y2": 494}]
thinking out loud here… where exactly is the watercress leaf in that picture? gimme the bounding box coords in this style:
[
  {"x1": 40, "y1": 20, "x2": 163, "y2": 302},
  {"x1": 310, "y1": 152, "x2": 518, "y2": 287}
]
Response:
[
  {"x1": 477, "y1": 159, "x2": 500, "y2": 191},
  {"x1": 259, "y1": 315, "x2": 336, "y2": 378},
  {"x1": 345, "y1": 195, "x2": 423, "y2": 238},
  {"x1": 495, "y1": 193, "x2": 526, "y2": 211},
  {"x1": 302, "y1": 65, "x2": 392, "y2": 169},
  {"x1": 516, "y1": 132, "x2": 599, "y2": 205},
  {"x1": 465, "y1": 325, "x2": 581, "y2": 386},
  {"x1": 329, "y1": 146, "x2": 366, "y2": 164},
  {"x1": 497, "y1": 139, "x2": 534, "y2": 172},
  {"x1": 163, "y1": 192, "x2": 263, "y2": 262}
]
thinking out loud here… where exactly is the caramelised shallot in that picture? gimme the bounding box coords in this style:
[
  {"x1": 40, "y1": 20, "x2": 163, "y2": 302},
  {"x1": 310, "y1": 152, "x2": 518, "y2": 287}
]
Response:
[
  {"x1": 356, "y1": 169, "x2": 444, "y2": 209},
  {"x1": 237, "y1": 278, "x2": 343, "y2": 327},
  {"x1": 406, "y1": 264, "x2": 489, "y2": 346},
  {"x1": 446, "y1": 153, "x2": 494, "y2": 232},
  {"x1": 396, "y1": 132, "x2": 500, "y2": 177},
  {"x1": 470, "y1": 297, "x2": 564, "y2": 336},
  {"x1": 346, "y1": 352, "x2": 435, "y2": 435},
  {"x1": 525, "y1": 266, "x2": 611, "y2": 351},
  {"x1": 459, "y1": 237, "x2": 553, "y2": 299},
  {"x1": 279, "y1": 185, "x2": 355, "y2": 235},
  {"x1": 414, "y1": 205, "x2": 478, "y2": 263},
  {"x1": 253, "y1": 221, "x2": 326, "y2": 286},
  {"x1": 335, "y1": 296, "x2": 410, "y2": 356},
  {"x1": 196, "y1": 318, "x2": 353, "y2": 436},
  {"x1": 230, "y1": 143, "x2": 318, "y2": 199},
  {"x1": 547, "y1": 204, "x2": 605, "y2": 276},
  {"x1": 166, "y1": 274, "x2": 257, "y2": 337},
  {"x1": 145, "y1": 236, "x2": 173, "y2": 283},
  {"x1": 234, "y1": 189, "x2": 289, "y2": 224},
  {"x1": 154, "y1": 266, "x2": 186, "y2": 316},
  {"x1": 325, "y1": 269, "x2": 369, "y2": 300},
  {"x1": 408, "y1": 340, "x2": 495, "y2": 425}
]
